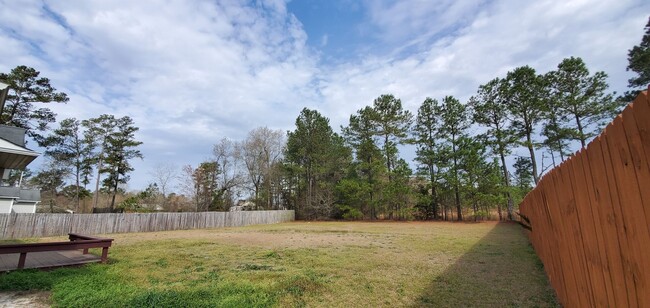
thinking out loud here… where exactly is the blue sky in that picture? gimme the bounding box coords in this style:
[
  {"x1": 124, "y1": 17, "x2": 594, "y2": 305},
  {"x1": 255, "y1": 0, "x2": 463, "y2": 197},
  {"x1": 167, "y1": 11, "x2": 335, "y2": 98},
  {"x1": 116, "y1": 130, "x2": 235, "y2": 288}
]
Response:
[{"x1": 0, "y1": 0, "x2": 648, "y2": 192}]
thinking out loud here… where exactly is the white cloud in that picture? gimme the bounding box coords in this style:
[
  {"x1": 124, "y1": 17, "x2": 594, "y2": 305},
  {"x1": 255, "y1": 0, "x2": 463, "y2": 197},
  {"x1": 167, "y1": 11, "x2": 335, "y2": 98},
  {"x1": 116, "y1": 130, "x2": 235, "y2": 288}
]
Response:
[
  {"x1": 321, "y1": 34, "x2": 329, "y2": 47},
  {"x1": 317, "y1": 0, "x2": 648, "y2": 127},
  {"x1": 0, "y1": 0, "x2": 647, "y2": 190},
  {"x1": 1, "y1": 0, "x2": 319, "y2": 188}
]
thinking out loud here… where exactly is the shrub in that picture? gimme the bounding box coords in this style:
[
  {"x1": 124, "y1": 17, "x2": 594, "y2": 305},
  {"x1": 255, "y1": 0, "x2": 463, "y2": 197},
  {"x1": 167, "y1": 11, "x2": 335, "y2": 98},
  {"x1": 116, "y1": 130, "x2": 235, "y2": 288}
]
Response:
[{"x1": 336, "y1": 205, "x2": 363, "y2": 220}]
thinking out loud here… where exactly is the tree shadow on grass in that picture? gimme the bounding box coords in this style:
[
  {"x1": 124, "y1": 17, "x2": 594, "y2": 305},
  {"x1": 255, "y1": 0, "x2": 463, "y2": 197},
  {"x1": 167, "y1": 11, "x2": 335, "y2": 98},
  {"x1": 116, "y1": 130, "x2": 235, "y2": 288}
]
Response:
[{"x1": 414, "y1": 222, "x2": 559, "y2": 307}]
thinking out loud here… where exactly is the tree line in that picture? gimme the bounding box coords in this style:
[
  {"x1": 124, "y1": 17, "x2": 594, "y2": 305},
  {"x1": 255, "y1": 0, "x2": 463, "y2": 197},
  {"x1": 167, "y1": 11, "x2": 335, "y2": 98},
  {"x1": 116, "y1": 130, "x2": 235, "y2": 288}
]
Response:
[
  {"x1": 182, "y1": 56, "x2": 620, "y2": 221},
  {"x1": 2, "y1": 17, "x2": 648, "y2": 217},
  {"x1": 175, "y1": 19, "x2": 650, "y2": 220}
]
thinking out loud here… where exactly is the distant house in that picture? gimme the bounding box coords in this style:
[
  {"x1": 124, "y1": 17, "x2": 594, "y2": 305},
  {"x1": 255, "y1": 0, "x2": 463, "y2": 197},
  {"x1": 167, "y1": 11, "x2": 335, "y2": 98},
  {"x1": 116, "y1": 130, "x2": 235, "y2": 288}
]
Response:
[
  {"x1": 0, "y1": 125, "x2": 40, "y2": 213},
  {"x1": 229, "y1": 200, "x2": 256, "y2": 212}
]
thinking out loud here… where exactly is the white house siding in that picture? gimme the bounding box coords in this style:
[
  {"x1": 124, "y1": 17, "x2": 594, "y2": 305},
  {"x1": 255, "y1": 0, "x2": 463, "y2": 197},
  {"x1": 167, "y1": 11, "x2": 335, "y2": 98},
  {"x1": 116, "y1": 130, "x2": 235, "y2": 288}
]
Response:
[
  {"x1": 12, "y1": 202, "x2": 37, "y2": 213},
  {"x1": 0, "y1": 198, "x2": 13, "y2": 213}
]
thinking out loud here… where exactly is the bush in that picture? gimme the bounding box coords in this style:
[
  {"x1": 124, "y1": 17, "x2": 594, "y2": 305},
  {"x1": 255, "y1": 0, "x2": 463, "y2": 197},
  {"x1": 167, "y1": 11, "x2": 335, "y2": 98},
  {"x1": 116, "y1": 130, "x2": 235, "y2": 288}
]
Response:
[{"x1": 336, "y1": 205, "x2": 363, "y2": 220}]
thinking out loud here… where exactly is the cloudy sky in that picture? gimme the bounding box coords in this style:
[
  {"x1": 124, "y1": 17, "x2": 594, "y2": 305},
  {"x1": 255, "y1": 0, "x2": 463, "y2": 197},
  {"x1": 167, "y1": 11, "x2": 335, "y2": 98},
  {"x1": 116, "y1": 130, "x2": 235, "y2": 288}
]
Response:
[{"x1": 0, "y1": 0, "x2": 648, "y2": 191}]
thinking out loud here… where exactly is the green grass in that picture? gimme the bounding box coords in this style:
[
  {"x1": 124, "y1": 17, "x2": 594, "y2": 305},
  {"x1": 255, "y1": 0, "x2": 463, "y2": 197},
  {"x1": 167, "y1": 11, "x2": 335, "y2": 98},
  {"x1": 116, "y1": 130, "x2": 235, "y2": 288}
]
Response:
[{"x1": 0, "y1": 221, "x2": 558, "y2": 307}]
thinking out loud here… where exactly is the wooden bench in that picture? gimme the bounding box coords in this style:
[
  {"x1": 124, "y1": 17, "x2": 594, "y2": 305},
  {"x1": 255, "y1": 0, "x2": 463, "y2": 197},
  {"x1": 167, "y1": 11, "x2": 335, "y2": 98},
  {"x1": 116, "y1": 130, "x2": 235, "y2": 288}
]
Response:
[{"x1": 0, "y1": 233, "x2": 114, "y2": 269}]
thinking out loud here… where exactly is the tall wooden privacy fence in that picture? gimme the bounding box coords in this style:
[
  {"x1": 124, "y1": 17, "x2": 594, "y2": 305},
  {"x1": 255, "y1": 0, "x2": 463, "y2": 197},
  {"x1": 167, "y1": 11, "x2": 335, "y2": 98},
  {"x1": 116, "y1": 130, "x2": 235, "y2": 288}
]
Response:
[
  {"x1": 520, "y1": 89, "x2": 650, "y2": 307},
  {"x1": 0, "y1": 210, "x2": 295, "y2": 240}
]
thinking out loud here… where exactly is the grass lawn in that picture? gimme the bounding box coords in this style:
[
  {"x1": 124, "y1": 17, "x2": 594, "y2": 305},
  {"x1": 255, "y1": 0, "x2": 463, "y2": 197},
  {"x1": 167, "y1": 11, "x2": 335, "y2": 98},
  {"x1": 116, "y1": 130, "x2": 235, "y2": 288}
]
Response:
[{"x1": 0, "y1": 221, "x2": 558, "y2": 307}]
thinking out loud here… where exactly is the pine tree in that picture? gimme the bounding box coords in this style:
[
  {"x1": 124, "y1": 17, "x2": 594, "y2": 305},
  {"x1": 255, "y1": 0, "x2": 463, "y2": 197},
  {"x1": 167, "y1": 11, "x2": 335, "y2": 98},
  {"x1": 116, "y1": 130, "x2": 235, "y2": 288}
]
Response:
[
  {"x1": 413, "y1": 98, "x2": 443, "y2": 219},
  {"x1": 469, "y1": 78, "x2": 517, "y2": 220},
  {"x1": 342, "y1": 107, "x2": 386, "y2": 219},
  {"x1": 83, "y1": 115, "x2": 142, "y2": 211},
  {"x1": 370, "y1": 94, "x2": 413, "y2": 180},
  {"x1": 101, "y1": 116, "x2": 143, "y2": 210},
  {"x1": 504, "y1": 66, "x2": 545, "y2": 184},
  {"x1": 540, "y1": 72, "x2": 573, "y2": 164},
  {"x1": 286, "y1": 108, "x2": 351, "y2": 219},
  {"x1": 0, "y1": 65, "x2": 68, "y2": 146},
  {"x1": 438, "y1": 96, "x2": 469, "y2": 221},
  {"x1": 548, "y1": 57, "x2": 616, "y2": 148},
  {"x1": 625, "y1": 17, "x2": 650, "y2": 99},
  {"x1": 457, "y1": 136, "x2": 496, "y2": 221},
  {"x1": 83, "y1": 114, "x2": 117, "y2": 211},
  {"x1": 44, "y1": 118, "x2": 95, "y2": 211}
]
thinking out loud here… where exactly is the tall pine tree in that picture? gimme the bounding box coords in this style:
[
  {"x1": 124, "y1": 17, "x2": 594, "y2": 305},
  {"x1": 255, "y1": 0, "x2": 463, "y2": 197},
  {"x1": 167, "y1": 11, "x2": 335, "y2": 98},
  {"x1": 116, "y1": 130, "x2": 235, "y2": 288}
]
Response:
[
  {"x1": 470, "y1": 78, "x2": 516, "y2": 220},
  {"x1": 102, "y1": 116, "x2": 143, "y2": 211},
  {"x1": 44, "y1": 118, "x2": 95, "y2": 211},
  {"x1": 342, "y1": 107, "x2": 386, "y2": 219},
  {"x1": 438, "y1": 96, "x2": 469, "y2": 221},
  {"x1": 504, "y1": 66, "x2": 545, "y2": 184},
  {"x1": 625, "y1": 17, "x2": 650, "y2": 100},
  {"x1": 0, "y1": 65, "x2": 68, "y2": 146},
  {"x1": 548, "y1": 57, "x2": 616, "y2": 148},
  {"x1": 286, "y1": 108, "x2": 350, "y2": 219},
  {"x1": 413, "y1": 98, "x2": 443, "y2": 219}
]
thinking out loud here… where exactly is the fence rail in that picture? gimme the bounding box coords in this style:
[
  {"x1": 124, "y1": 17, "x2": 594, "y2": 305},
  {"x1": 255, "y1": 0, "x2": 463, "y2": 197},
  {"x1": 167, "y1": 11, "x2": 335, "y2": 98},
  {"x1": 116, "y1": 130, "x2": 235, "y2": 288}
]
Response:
[
  {"x1": 520, "y1": 89, "x2": 650, "y2": 307},
  {"x1": 0, "y1": 210, "x2": 295, "y2": 239}
]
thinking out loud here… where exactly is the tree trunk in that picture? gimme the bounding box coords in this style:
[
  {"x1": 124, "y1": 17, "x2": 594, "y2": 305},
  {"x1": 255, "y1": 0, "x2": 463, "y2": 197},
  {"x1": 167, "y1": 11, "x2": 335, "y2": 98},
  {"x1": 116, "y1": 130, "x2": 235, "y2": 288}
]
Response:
[
  {"x1": 550, "y1": 150, "x2": 557, "y2": 168},
  {"x1": 75, "y1": 167, "x2": 81, "y2": 212},
  {"x1": 549, "y1": 112, "x2": 566, "y2": 161},
  {"x1": 1, "y1": 89, "x2": 21, "y2": 123},
  {"x1": 499, "y1": 150, "x2": 512, "y2": 221},
  {"x1": 254, "y1": 181, "x2": 260, "y2": 206},
  {"x1": 368, "y1": 155, "x2": 377, "y2": 220},
  {"x1": 92, "y1": 156, "x2": 103, "y2": 211},
  {"x1": 526, "y1": 131, "x2": 540, "y2": 184},
  {"x1": 473, "y1": 201, "x2": 478, "y2": 222},
  {"x1": 7, "y1": 93, "x2": 21, "y2": 123},
  {"x1": 109, "y1": 171, "x2": 119, "y2": 211},
  {"x1": 497, "y1": 203, "x2": 502, "y2": 221},
  {"x1": 110, "y1": 185, "x2": 117, "y2": 211},
  {"x1": 0, "y1": 89, "x2": 8, "y2": 122},
  {"x1": 384, "y1": 134, "x2": 391, "y2": 179},
  {"x1": 308, "y1": 176, "x2": 313, "y2": 214},
  {"x1": 575, "y1": 114, "x2": 586, "y2": 148},
  {"x1": 430, "y1": 169, "x2": 438, "y2": 220},
  {"x1": 455, "y1": 186, "x2": 462, "y2": 221},
  {"x1": 452, "y1": 140, "x2": 462, "y2": 221},
  {"x1": 556, "y1": 134, "x2": 565, "y2": 162}
]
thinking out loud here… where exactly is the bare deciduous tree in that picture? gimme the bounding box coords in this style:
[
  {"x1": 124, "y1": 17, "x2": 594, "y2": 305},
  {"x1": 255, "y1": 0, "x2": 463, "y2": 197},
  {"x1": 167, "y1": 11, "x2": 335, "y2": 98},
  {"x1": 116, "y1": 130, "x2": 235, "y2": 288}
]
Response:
[
  {"x1": 149, "y1": 162, "x2": 177, "y2": 207},
  {"x1": 212, "y1": 138, "x2": 244, "y2": 208},
  {"x1": 179, "y1": 164, "x2": 200, "y2": 211},
  {"x1": 242, "y1": 127, "x2": 285, "y2": 209}
]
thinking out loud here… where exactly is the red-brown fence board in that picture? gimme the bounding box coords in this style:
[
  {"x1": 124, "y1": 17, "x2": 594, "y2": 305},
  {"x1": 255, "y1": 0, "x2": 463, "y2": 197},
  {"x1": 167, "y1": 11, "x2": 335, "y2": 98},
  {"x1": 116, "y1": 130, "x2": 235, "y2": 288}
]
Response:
[
  {"x1": 550, "y1": 169, "x2": 584, "y2": 307},
  {"x1": 596, "y1": 135, "x2": 632, "y2": 306},
  {"x1": 520, "y1": 90, "x2": 650, "y2": 307},
  {"x1": 608, "y1": 116, "x2": 650, "y2": 306},
  {"x1": 621, "y1": 106, "x2": 650, "y2": 226},
  {"x1": 600, "y1": 125, "x2": 638, "y2": 307},
  {"x1": 569, "y1": 150, "x2": 608, "y2": 307},
  {"x1": 584, "y1": 148, "x2": 613, "y2": 306}
]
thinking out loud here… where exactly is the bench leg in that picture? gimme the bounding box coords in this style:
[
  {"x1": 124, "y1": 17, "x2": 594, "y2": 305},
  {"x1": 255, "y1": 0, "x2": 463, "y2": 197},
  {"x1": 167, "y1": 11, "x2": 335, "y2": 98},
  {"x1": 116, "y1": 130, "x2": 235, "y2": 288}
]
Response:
[
  {"x1": 18, "y1": 252, "x2": 27, "y2": 269},
  {"x1": 101, "y1": 247, "x2": 109, "y2": 263},
  {"x1": 83, "y1": 248, "x2": 89, "y2": 254}
]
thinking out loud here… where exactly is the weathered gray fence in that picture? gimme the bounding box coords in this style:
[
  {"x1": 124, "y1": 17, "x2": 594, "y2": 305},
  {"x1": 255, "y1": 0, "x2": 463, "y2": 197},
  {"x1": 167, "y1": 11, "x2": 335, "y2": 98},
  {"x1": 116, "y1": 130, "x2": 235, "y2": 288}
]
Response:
[{"x1": 0, "y1": 210, "x2": 295, "y2": 239}]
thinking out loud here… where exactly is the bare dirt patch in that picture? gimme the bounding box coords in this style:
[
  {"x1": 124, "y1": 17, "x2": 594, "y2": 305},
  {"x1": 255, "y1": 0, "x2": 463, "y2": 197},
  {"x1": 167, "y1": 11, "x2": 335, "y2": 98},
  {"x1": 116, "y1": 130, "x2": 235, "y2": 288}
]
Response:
[
  {"x1": 108, "y1": 227, "x2": 389, "y2": 249},
  {"x1": 0, "y1": 291, "x2": 50, "y2": 308}
]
